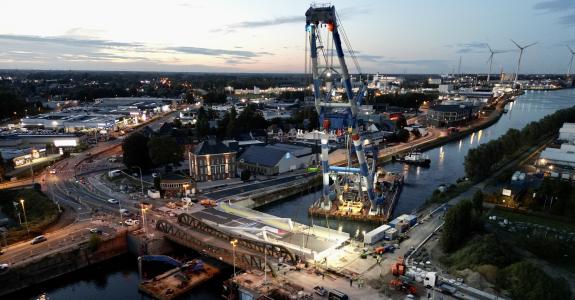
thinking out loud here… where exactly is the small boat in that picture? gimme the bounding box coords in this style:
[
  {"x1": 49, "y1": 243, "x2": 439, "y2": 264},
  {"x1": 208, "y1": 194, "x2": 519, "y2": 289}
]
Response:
[
  {"x1": 395, "y1": 150, "x2": 431, "y2": 167},
  {"x1": 503, "y1": 108, "x2": 509, "y2": 113}
]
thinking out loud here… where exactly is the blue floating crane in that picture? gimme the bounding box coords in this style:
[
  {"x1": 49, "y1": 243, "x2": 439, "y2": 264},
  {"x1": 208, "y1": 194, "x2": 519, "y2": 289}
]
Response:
[{"x1": 305, "y1": 4, "x2": 382, "y2": 211}]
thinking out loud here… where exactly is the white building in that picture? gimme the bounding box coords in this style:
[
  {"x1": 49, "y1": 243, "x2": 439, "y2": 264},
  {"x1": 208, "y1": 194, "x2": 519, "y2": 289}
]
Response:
[
  {"x1": 539, "y1": 144, "x2": 575, "y2": 168},
  {"x1": 559, "y1": 123, "x2": 575, "y2": 142}
]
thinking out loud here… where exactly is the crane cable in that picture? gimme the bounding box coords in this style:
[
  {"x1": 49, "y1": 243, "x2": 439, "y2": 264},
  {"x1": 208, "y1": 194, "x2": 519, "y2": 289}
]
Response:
[{"x1": 335, "y1": 11, "x2": 362, "y2": 76}]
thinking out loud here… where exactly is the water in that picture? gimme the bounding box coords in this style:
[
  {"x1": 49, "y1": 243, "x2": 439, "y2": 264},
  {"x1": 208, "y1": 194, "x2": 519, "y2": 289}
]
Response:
[
  {"x1": 12, "y1": 89, "x2": 575, "y2": 299},
  {"x1": 11, "y1": 253, "x2": 230, "y2": 300},
  {"x1": 260, "y1": 89, "x2": 575, "y2": 234}
]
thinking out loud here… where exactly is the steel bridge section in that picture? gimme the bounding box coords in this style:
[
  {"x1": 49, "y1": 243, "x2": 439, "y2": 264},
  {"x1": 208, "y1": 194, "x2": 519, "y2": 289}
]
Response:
[
  {"x1": 176, "y1": 213, "x2": 296, "y2": 264},
  {"x1": 156, "y1": 219, "x2": 276, "y2": 276}
]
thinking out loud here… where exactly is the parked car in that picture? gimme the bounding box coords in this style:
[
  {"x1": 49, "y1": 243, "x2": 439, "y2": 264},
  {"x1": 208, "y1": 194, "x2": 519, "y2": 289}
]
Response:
[
  {"x1": 0, "y1": 263, "x2": 9, "y2": 272},
  {"x1": 107, "y1": 199, "x2": 119, "y2": 204},
  {"x1": 89, "y1": 228, "x2": 103, "y2": 234},
  {"x1": 124, "y1": 219, "x2": 139, "y2": 226},
  {"x1": 31, "y1": 235, "x2": 47, "y2": 245}
]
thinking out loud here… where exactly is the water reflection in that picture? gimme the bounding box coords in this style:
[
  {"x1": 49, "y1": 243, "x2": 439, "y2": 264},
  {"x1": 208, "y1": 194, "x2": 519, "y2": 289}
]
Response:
[{"x1": 438, "y1": 146, "x2": 445, "y2": 165}]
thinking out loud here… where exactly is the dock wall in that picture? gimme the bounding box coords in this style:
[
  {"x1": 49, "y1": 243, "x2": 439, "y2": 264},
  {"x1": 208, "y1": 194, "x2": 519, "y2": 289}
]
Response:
[{"x1": 0, "y1": 233, "x2": 128, "y2": 297}]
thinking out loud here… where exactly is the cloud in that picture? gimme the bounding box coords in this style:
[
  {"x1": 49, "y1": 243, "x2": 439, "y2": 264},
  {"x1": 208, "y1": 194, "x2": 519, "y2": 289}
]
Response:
[
  {"x1": 213, "y1": 5, "x2": 370, "y2": 34},
  {"x1": 383, "y1": 59, "x2": 448, "y2": 65},
  {"x1": 534, "y1": 0, "x2": 575, "y2": 13},
  {"x1": 0, "y1": 34, "x2": 142, "y2": 49},
  {"x1": 231, "y1": 16, "x2": 302, "y2": 29},
  {"x1": 0, "y1": 33, "x2": 274, "y2": 68},
  {"x1": 534, "y1": 0, "x2": 575, "y2": 26},
  {"x1": 167, "y1": 46, "x2": 272, "y2": 58},
  {"x1": 559, "y1": 13, "x2": 575, "y2": 25},
  {"x1": 446, "y1": 42, "x2": 488, "y2": 54}
]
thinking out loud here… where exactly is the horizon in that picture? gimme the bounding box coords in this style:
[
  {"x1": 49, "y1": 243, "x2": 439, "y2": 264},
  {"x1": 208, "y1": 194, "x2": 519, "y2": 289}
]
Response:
[{"x1": 1, "y1": 0, "x2": 575, "y2": 74}]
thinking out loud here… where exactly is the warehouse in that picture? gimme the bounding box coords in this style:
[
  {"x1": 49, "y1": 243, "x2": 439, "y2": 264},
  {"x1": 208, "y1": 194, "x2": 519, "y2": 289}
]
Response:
[
  {"x1": 539, "y1": 144, "x2": 575, "y2": 168},
  {"x1": 559, "y1": 123, "x2": 575, "y2": 143},
  {"x1": 238, "y1": 143, "x2": 315, "y2": 175}
]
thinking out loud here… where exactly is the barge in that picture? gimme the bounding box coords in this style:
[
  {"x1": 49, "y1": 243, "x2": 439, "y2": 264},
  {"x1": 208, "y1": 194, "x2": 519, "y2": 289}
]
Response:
[
  {"x1": 308, "y1": 169, "x2": 403, "y2": 223},
  {"x1": 139, "y1": 259, "x2": 218, "y2": 300}
]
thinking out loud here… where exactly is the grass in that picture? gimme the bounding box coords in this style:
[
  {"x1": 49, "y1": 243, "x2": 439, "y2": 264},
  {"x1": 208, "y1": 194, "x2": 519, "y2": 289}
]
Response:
[{"x1": 490, "y1": 207, "x2": 575, "y2": 231}]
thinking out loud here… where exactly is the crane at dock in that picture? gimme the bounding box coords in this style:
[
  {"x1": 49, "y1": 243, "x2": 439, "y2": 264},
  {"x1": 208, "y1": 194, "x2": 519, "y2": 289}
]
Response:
[{"x1": 305, "y1": 4, "x2": 383, "y2": 215}]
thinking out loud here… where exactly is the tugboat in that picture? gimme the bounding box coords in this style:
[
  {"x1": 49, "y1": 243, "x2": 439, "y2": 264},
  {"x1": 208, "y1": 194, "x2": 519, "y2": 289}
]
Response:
[{"x1": 394, "y1": 149, "x2": 431, "y2": 167}]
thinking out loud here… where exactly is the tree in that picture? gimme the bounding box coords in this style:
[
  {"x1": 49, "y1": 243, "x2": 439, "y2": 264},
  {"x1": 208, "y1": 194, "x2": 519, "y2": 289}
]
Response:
[
  {"x1": 148, "y1": 136, "x2": 183, "y2": 166},
  {"x1": 240, "y1": 169, "x2": 251, "y2": 182},
  {"x1": 122, "y1": 133, "x2": 153, "y2": 170},
  {"x1": 195, "y1": 107, "x2": 210, "y2": 139},
  {"x1": 472, "y1": 190, "x2": 484, "y2": 215},
  {"x1": 236, "y1": 104, "x2": 268, "y2": 133},
  {"x1": 441, "y1": 200, "x2": 476, "y2": 252},
  {"x1": 172, "y1": 118, "x2": 182, "y2": 128},
  {"x1": 396, "y1": 129, "x2": 410, "y2": 143},
  {"x1": 395, "y1": 115, "x2": 408, "y2": 129},
  {"x1": 226, "y1": 106, "x2": 238, "y2": 138},
  {"x1": 88, "y1": 234, "x2": 102, "y2": 252},
  {"x1": 498, "y1": 262, "x2": 571, "y2": 300}
]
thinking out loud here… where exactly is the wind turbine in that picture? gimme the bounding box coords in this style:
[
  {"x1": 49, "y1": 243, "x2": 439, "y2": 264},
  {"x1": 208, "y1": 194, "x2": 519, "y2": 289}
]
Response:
[
  {"x1": 486, "y1": 44, "x2": 507, "y2": 83},
  {"x1": 511, "y1": 39, "x2": 537, "y2": 86},
  {"x1": 566, "y1": 45, "x2": 575, "y2": 78}
]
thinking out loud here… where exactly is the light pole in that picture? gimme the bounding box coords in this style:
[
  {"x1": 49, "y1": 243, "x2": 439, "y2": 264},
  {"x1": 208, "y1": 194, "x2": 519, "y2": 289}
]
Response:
[
  {"x1": 141, "y1": 202, "x2": 151, "y2": 236},
  {"x1": 20, "y1": 199, "x2": 30, "y2": 236},
  {"x1": 133, "y1": 166, "x2": 144, "y2": 195},
  {"x1": 230, "y1": 239, "x2": 238, "y2": 278},
  {"x1": 118, "y1": 199, "x2": 123, "y2": 226}
]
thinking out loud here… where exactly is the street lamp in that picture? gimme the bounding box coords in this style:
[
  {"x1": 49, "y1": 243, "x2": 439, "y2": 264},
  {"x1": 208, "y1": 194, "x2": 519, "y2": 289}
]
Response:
[
  {"x1": 141, "y1": 202, "x2": 151, "y2": 236},
  {"x1": 20, "y1": 199, "x2": 30, "y2": 236},
  {"x1": 133, "y1": 166, "x2": 144, "y2": 195},
  {"x1": 118, "y1": 199, "x2": 123, "y2": 226},
  {"x1": 230, "y1": 239, "x2": 238, "y2": 278}
]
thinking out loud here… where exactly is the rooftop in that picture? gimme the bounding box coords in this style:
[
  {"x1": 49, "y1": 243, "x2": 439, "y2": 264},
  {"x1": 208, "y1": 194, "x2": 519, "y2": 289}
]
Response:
[{"x1": 193, "y1": 138, "x2": 234, "y2": 155}]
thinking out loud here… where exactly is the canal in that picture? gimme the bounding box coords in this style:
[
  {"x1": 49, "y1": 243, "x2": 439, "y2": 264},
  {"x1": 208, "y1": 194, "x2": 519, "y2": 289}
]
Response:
[
  {"x1": 259, "y1": 88, "x2": 575, "y2": 235},
  {"x1": 13, "y1": 88, "x2": 575, "y2": 300}
]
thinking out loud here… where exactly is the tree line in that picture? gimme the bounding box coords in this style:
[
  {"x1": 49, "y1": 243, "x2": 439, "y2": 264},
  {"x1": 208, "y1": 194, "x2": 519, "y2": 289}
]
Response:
[
  {"x1": 122, "y1": 133, "x2": 184, "y2": 171},
  {"x1": 440, "y1": 191, "x2": 485, "y2": 252},
  {"x1": 465, "y1": 105, "x2": 575, "y2": 181}
]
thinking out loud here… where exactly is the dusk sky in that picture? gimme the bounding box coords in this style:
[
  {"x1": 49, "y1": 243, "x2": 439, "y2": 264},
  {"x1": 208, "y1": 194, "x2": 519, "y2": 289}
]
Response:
[{"x1": 1, "y1": 0, "x2": 575, "y2": 74}]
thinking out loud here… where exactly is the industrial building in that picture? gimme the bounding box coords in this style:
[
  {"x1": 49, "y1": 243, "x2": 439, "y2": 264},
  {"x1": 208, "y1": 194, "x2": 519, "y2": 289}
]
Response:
[
  {"x1": 539, "y1": 143, "x2": 575, "y2": 169},
  {"x1": 238, "y1": 143, "x2": 315, "y2": 175},
  {"x1": 21, "y1": 97, "x2": 175, "y2": 132},
  {"x1": 426, "y1": 104, "x2": 477, "y2": 127},
  {"x1": 558, "y1": 123, "x2": 575, "y2": 142}
]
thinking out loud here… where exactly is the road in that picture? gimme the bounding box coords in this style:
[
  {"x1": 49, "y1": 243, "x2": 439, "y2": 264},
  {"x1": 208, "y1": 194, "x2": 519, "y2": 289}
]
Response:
[
  {"x1": 203, "y1": 172, "x2": 313, "y2": 199},
  {"x1": 0, "y1": 220, "x2": 121, "y2": 267},
  {"x1": 0, "y1": 110, "x2": 179, "y2": 265}
]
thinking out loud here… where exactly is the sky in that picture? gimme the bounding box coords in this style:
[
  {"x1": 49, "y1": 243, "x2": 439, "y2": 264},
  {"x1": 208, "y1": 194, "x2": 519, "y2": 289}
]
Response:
[{"x1": 1, "y1": 0, "x2": 575, "y2": 74}]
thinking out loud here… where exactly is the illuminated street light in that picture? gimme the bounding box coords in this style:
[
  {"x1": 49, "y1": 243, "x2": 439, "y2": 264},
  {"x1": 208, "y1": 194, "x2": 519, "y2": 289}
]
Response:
[
  {"x1": 141, "y1": 203, "x2": 149, "y2": 236},
  {"x1": 20, "y1": 199, "x2": 30, "y2": 236},
  {"x1": 230, "y1": 239, "x2": 238, "y2": 278}
]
